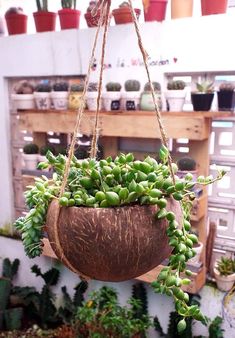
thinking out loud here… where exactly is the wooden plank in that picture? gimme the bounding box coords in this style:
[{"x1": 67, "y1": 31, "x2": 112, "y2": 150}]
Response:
[
  {"x1": 191, "y1": 194, "x2": 207, "y2": 221},
  {"x1": 18, "y1": 110, "x2": 221, "y2": 140}
]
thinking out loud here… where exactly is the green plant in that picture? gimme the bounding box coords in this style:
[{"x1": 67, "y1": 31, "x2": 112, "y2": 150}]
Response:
[
  {"x1": 106, "y1": 82, "x2": 122, "y2": 92},
  {"x1": 35, "y1": 83, "x2": 52, "y2": 92},
  {"x1": 219, "y1": 82, "x2": 235, "y2": 91},
  {"x1": 23, "y1": 143, "x2": 39, "y2": 154},
  {"x1": 14, "y1": 146, "x2": 225, "y2": 329},
  {"x1": 70, "y1": 83, "x2": 84, "y2": 92},
  {"x1": 195, "y1": 81, "x2": 214, "y2": 93},
  {"x1": 216, "y1": 256, "x2": 235, "y2": 276},
  {"x1": 144, "y1": 82, "x2": 161, "y2": 92},
  {"x1": 177, "y1": 157, "x2": 197, "y2": 172},
  {"x1": 74, "y1": 286, "x2": 153, "y2": 337},
  {"x1": 36, "y1": 0, "x2": 48, "y2": 11},
  {"x1": 132, "y1": 282, "x2": 148, "y2": 338},
  {"x1": 88, "y1": 82, "x2": 98, "y2": 92},
  {"x1": 125, "y1": 80, "x2": 141, "y2": 91},
  {"x1": 53, "y1": 82, "x2": 69, "y2": 92},
  {"x1": 61, "y1": 0, "x2": 77, "y2": 9},
  {"x1": 167, "y1": 80, "x2": 186, "y2": 90},
  {"x1": 15, "y1": 81, "x2": 34, "y2": 94},
  {"x1": 208, "y1": 316, "x2": 224, "y2": 338},
  {"x1": 40, "y1": 145, "x2": 56, "y2": 156}
]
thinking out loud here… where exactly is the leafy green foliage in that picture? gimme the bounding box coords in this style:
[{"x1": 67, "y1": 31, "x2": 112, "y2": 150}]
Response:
[
  {"x1": 216, "y1": 256, "x2": 235, "y2": 276},
  {"x1": 196, "y1": 81, "x2": 214, "y2": 93},
  {"x1": 208, "y1": 316, "x2": 224, "y2": 338}
]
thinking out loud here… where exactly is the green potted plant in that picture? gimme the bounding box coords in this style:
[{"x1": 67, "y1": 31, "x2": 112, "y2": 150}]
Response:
[
  {"x1": 23, "y1": 143, "x2": 39, "y2": 171},
  {"x1": 11, "y1": 81, "x2": 35, "y2": 110},
  {"x1": 191, "y1": 80, "x2": 214, "y2": 111},
  {"x1": 217, "y1": 82, "x2": 235, "y2": 112},
  {"x1": 165, "y1": 80, "x2": 186, "y2": 112},
  {"x1": 122, "y1": 80, "x2": 141, "y2": 110},
  {"x1": 4, "y1": 7, "x2": 27, "y2": 35},
  {"x1": 68, "y1": 83, "x2": 84, "y2": 110},
  {"x1": 140, "y1": 81, "x2": 162, "y2": 111},
  {"x1": 177, "y1": 157, "x2": 197, "y2": 180},
  {"x1": 86, "y1": 82, "x2": 99, "y2": 111},
  {"x1": 143, "y1": 0, "x2": 168, "y2": 22},
  {"x1": 103, "y1": 82, "x2": 122, "y2": 111},
  {"x1": 214, "y1": 256, "x2": 235, "y2": 292},
  {"x1": 112, "y1": 1, "x2": 141, "y2": 25},
  {"x1": 58, "y1": 0, "x2": 81, "y2": 30},
  {"x1": 51, "y1": 81, "x2": 69, "y2": 110},
  {"x1": 33, "y1": 0, "x2": 57, "y2": 33},
  {"x1": 34, "y1": 82, "x2": 52, "y2": 110}
]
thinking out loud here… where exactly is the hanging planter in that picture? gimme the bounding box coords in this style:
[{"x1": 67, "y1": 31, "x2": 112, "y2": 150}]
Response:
[
  {"x1": 201, "y1": 0, "x2": 228, "y2": 16},
  {"x1": 85, "y1": 1, "x2": 104, "y2": 27},
  {"x1": 143, "y1": 0, "x2": 168, "y2": 22},
  {"x1": 171, "y1": 0, "x2": 193, "y2": 19},
  {"x1": 113, "y1": 2, "x2": 141, "y2": 25},
  {"x1": 5, "y1": 7, "x2": 27, "y2": 35}
]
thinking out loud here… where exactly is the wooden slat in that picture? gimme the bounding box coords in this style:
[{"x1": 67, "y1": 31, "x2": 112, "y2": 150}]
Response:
[{"x1": 191, "y1": 194, "x2": 207, "y2": 221}]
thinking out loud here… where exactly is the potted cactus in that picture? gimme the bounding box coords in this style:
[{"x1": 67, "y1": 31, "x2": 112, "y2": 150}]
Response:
[
  {"x1": 143, "y1": 0, "x2": 168, "y2": 22},
  {"x1": 112, "y1": 2, "x2": 141, "y2": 25},
  {"x1": 214, "y1": 256, "x2": 235, "y2": 292},
  {"x1": 103, "y1": 82, "x2": 122, "y2": 111},
  {"x1": 58, "y1": 0, "x2": 81, "y2": 30},
  {"x1": 86, "y1": 82, "x2": 99, "y2": 111},
  {"x1": 23, "y1": 143, "x2": 39, "y2": 171},
  {"x1": 191, "y1": 81, "x2": 214, "y2": 111},
  {"x1": 5, "y1": 7, "x2": 27, "y2": 35},
  {"x1": 11, "y1": 81, "x2": 35, "y2": 110},
  {"x1": 122, "y1": 80, "x2": 141, "y2": 111},
  {"x1": 217, "y1": 82, "x2": 235, "y2": 112},
  {"x1": 140, "y1": 81, "x2": 162, "y2": 111},
  {"x1": 51, "y1": 81, "x2": 69, "y2": 110},
  {"x1": 33, "y1": 0, "x2": 57, "y2": 33},
  {"x1": 34, "y1": 82, "x2": 52, "y2": 110},
  {"x1": 68, "y1": 83, "x2": 84, "y2": 110},
  {"x1": 85, "y1": 1, "x2": 103, "y2": 27},
  {"x1": 165, "y1": 80, "x2": 186, "y2": 112}
]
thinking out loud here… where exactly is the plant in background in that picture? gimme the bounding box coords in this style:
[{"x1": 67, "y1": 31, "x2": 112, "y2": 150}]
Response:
[
  {"x1": 88, "y1": 82, "x2": 98, "y2": 92},
  {"x1": 216, "y1": 256, "x2": 235, "y2": 276},
  {"x1": 124, "y1": 79, "x2": 141, "y2": 92},
  {"x1": 36, "y1": 0, "x2": 48, "y2": 11},
  {"x1": 5, "y1": 7, "x2": 24, "y2": 16},
  {"x1": 106, "y1": 82, "x2": 122, "y2": 92},
  {"x1": 219, "y1": 82, "x2": 235, "y2": 91},
  {"x1": 23, "y1": 143, "x2": 39, "y2": 155},
  {"x1": 14, "y1": 145, "x2": 225, "y2": 329},
  {"x1": 61, "y1": 0, "x2": 77, "y2": 9},
  {"x1": 195, "y1": 81, "x2": 214, "y2": 93},
  {"x1": 144, "y1": 81, "x2": 161, "y2": 92},
  {"x1": 14, "y1": 81, "x2": 34, "y2": 94},
  {"x1": 140, "y1": 81, "x2": 162, "y2": 111},
  {"x1": 53, "y1": 82, "x2": 69, "y2": 92},
  {"x1": 167, "y1": 80, "x2": 186, "y2": 90},
  {"x1": 35, "y1": 83, "x2": 52, "y2": 92},
  {"x1": 70, "y1": 83, "x2": 84, "y2": 92},
  {"x1": 177, "y1": 157, "x2": 197, "y2": 172},
  {"x1": 40, "y1": 145, "x2": 56, "y2": 156}
]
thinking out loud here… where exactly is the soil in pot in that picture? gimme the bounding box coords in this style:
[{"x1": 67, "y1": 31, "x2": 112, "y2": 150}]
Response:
[
  {"x1": 33, "y1": 11, "x2": 56, "y2": 32},
  {"x1": 58, "y1": 9, "x2": 81, "y2": 30},
  {"x1": 144, "y1": 0, "x2": 168, "y2": 22},
  {"x1": 217, "y1": 91, "x2": 235, "y2": 111},
  {"x1": 191, "y1": 93, "x2": 214, "y2": 111},
  {"x1": 113, "y1": 7, "x2": 141, "y2": 25}
]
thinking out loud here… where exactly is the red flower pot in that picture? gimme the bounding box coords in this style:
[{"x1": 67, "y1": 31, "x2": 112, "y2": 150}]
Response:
[
  {"x1": 201, "y1": 0, "x2": 227, "y2": 15},
  {"x1": 58, "y1": 9, "x2": 81, "y2": 30},
  {"x1": 112, "y1": 7, "x2": 141, "y2": 25},
  {"x1": 144, "y1": 0, "x2": 168, "y2": 22},
  {"x1": 33, "y1": 11, "x2": 56, "y2": 32},
  {"x1": 84, "y1": 10, "x2": 101, "y2": 27},
  {"x1": 5, "y1": 13, "x2": 27, "y2": 35}
]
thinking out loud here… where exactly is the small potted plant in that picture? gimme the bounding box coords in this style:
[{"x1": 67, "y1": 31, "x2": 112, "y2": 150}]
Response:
[
  {"x1": 84, "y1": 1, "x2": 103, "y2": 27},
  {"x1": 191, "y1": 81, "x2": 214, "y2": 112},
  {"x1": 140, "y1": 81, "x2": 162, "y2": 111},
  {"x1": 217, "y1": 82, "x2": 235, "y2": 112},
  {"x1": 38, "y1": 145, "x2": 56, "y2": 171},
  {"x1": 51, "y1": 82, "x2": 69, "y2": 110},
  {"x1": 22, "y1": 143, "x2": 39, "y2": 171},
  {"x1": 112, "y1": 2, "x2": 141, "y2": 25},
  {"x1": 34, "y1": 82, "x2": 52, "y2": 110},
  {"x1": 86, "y1": 82, "x2": 99, "y2": 111},
  {"x1": 214, "y1": 256, "x2": 235, "y2": 292},
  {"x1": 58, "y1": 0, "x2": 81, "y2": 30},
  {"x1": 103, "y1": 82, "x2": 122, "y2": 111},
  {"x1": 11, "y1": 81, "x2": 35, "y2": 110},
  {"x1": 165, "y1": 80, "x2": 186, "y2": 112},
  {"x1": 143, "y1": 0, "x2": 168, "y2": 22},
  {"x1": 5, "y1": 7, "x2": 27, "y2": 35},
  {"x1": 68, "y1": 83, "x2": 84, "y2": 110},
  {"x1": 122, "y1": 80, "x2": 141, "y2": 111},
  {"x1": 33, "y1": 0, "x2": 57, "y2": 33},
  {"x1": 177, "y1": 157, "x2": 197, "y2": 179}
]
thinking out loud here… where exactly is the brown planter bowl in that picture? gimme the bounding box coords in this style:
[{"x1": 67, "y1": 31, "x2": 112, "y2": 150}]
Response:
[
  {"x1": 112, "y1": 7, "x2": 141, "y2": 25},
  {"x1": 46, "y1": 198, "x2": 182, "y2": 282},
  {"x1": 84, "y1": 10, "x2": 107, "y2": 27}
]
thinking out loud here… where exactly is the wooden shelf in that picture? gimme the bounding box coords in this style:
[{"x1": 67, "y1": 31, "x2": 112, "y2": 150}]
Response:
[{"x1": 18, "y1": 110, "x2": 230, "y2": 141}]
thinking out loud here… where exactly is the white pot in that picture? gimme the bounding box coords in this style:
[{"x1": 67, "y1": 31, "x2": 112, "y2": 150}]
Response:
[
  {"x1": 22, "y1": 154, "x2": 38, "y2": 171},
  {"x1": 11, "y1": 94, "x2": 35, "y2": 110},
  {"x1": 86, "y1": 91, "x2": 99, "y2": 111},
  {"x1": 140, "y1": 92, "x2": 162, "y2": 111},
  {"x1": 34, "y1": 92, "x2": 51, "y2": 110},
  {"x1": 165, "y1": 90, "x2": 186, "y2": 112},
  {"x1": 188, "y1": 241, "x2": 203, "y2": 264},
  {"x1": 51, "y1": 91, "x2": 68, "y2": 110},
  {"x1": 102, "y1": 92, "x2": 121, "y2": 111},
  {"x1": 121, "y1": 91, "x2": 140, "y2": 111},
  {"x1": 214, "y1": 267, "x2": 235, "y2": 292}
]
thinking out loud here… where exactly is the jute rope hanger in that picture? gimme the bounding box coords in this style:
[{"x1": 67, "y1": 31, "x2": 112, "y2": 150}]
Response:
[{"x1": 51, "y1": 0, "x2": 175, "y2": 279}]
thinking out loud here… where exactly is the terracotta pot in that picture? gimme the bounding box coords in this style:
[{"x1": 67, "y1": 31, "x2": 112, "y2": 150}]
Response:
[
  {"x1": 5, "y1": 13, "x2": 27, "y2": 35},
  {"x1": 201, "y1": 0, "x2": 227, "y2": 15},
  {"x1": 33, "y1": 11, "x2": 56, "y2": 32},
  {"x1": 46, "y1": 198, "x2": 182, "y2": 281},
  {"x1": 112, "y1": 7, "x2": 141, "y2": 25},
  {"x1": 84, "y1": 10, "x2": 102, "y2": 27},
  {"x1": 214, "y1": 267, "x2": 235, "y2": 292},
  {"x1": 58, "y1": 9, "x2": 81, "y2": 30},
  {"x1": 171, "y1": 0, "x2": 193, "y2": 19},
  {"x1": 144, "y1": 0, "x2": 168, "y2": 22}
]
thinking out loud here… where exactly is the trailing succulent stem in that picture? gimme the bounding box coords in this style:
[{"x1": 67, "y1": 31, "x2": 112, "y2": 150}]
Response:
[{"x1": 14, "y1": 147, "x2": 225, "y2": 330}]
